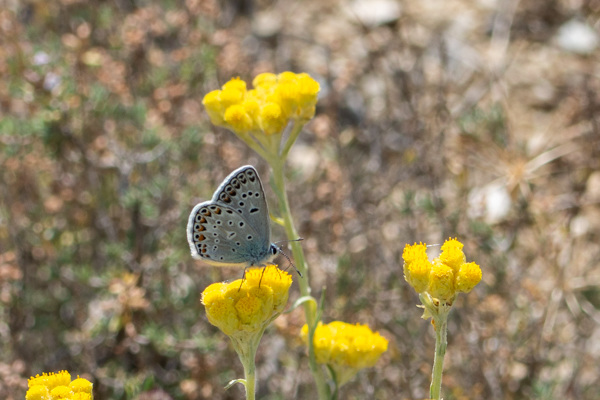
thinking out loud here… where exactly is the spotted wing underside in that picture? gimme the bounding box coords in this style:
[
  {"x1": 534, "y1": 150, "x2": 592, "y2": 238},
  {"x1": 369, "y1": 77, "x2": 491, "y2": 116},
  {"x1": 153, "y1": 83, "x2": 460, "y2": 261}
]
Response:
[
  {"x1": 186, "y1": 165, "x2": 272, "y2": 267},
  {"x1": 211, "y1": 165, "x2": 271, "y2": 242},
  {"x1": 187, "y1": 202, "x2": 270, "y2": 266}
]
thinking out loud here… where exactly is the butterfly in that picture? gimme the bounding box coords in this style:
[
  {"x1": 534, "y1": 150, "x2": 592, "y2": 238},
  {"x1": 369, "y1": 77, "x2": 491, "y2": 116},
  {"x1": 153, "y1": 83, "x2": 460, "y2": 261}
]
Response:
[{"x1": 187, "y1": 165, "x2": 280, "y2": 268}]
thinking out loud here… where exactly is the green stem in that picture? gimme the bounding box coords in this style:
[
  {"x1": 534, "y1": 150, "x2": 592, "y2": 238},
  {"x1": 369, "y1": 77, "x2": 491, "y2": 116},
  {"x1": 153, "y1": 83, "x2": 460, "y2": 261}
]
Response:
[
  {"x1": 236, "y1": 131, "x2": 271, "y2": 161},
  {"x1": 243, "y1": 360, "x2": 256, "y2": 400},
  {"x1": 280, "y1": 120, "x2": 304, "y2": 160},
  {"x1": 231, "y1": 331, "x2": 262, "y2": 400},
  {"x1": 430, "y1": 313, "x2": 448, "y2": 400},
  {"x1": 269, "y1": 157, "x2": 329, "y2": 400}
]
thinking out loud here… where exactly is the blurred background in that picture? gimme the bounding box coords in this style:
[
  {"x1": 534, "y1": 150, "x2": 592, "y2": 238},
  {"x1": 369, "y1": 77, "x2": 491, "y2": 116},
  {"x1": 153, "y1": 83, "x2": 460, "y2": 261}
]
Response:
[{"x1": 1, "y1": 0, "x2": 600, "y2": 399}]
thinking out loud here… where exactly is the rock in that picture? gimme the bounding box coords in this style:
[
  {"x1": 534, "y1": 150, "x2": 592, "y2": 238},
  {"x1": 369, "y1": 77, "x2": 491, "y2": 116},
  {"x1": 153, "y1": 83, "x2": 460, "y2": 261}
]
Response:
[
  {"x1": 555, "y1": 19, "x2": 599, "y2": 55},
  {"x1": 346, "y1": 0, "x2": 401, "y2": 27}
]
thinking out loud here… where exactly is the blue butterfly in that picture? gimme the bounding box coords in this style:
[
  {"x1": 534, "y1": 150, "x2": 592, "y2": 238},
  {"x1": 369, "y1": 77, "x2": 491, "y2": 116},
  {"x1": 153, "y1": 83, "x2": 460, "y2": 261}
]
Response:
[{"x1": 187, "y1": 165, "x2": 280, "y2": 268}]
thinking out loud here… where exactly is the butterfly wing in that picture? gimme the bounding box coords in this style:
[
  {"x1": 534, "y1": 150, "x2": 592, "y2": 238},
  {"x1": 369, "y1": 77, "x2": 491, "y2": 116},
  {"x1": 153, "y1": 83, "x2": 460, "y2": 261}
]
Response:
[
  {"x1": 187, "y1": 201, "x2": 271, "y2": 266},
  {"x1": 211, "y1": 165, "x2": 271, "y2": 245},
  {"x1": 187, "y1": 165, "x2": 273, "y2": 267}
]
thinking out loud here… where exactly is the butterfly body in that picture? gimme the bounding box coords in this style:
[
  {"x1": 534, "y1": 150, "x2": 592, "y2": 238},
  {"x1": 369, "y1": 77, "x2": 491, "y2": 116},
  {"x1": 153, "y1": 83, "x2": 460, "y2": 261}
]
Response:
[{"x1": 187, "y1": 165, "x2": 279, "y2": 267}]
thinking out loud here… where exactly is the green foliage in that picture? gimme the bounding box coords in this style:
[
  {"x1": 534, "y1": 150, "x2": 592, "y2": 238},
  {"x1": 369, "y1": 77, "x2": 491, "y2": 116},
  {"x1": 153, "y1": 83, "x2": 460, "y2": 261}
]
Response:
[
  {"x1": 458, "y1": 103, "x2": 508, "y2": 147},
  {"x1": 0, "y1": 1, "x2": 222, "y2": 398}
]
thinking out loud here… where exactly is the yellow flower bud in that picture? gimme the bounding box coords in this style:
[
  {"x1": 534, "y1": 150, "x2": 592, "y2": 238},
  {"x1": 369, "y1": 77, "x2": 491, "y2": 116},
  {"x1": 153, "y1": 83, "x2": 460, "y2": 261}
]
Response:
[
  {"x1": 439, "y1": 237, "x2": 466, "y2": 274},
  {"x1": 301, "y1": 322, "x2": 334, "y2": 364},
  {"x1": 201, "y1": 90, "x2": 225, "y2": 126},
  {"x1": 277, "y1": 71, "x2": 298, "y2": 83},
  {"x1": 275, "y1": 81, "x2": 300, "y2": 117},
  {"x1": 50, "y1": 385, "x2": 73, "y2": 399},
  {"x1": 224, "y1": 104, "x2": 253, "y2": 134},
  {"x1": 402, "y1": 243, "x2": 431, "y2": 293},
  {"x1": 428, "y1": 259, "x2": 456, "y2": 302},
  {"x1": 219, "y1": 87, "x2": 244, "y2": 109},
  {"x1": 244, "y1": 265, "x2": 291, "y2": 313},
  {"x1": 236, "y1": 285, "x2": 274, "y2": 328},
  {"x1": 258, "y1": 102, "x2": 287, "y2": 135},
  {"x1": 25, "y1": 385, "x2": 49, "y2": 400},
  {"x1": 202, "y1": 282, "x2": 239, "y2": 336},
  {"x1": 221, "y1": 76, "x2": 247, "y2": 92},
  {"x1": 242, "y1": 99, "x2": 261, "y2": 131},
  {"x1": 252, "y1": 72, "x2": 277, "y2": 88},
  {"x1": 70, "y1": 376, "x2": 93, "y2": 394},
  {"x1": 456, "y1": 262, "x2": 482, "y2": 293},
  {"x1": 296, "y1": 73, "x2": 320, "y2": 119}
]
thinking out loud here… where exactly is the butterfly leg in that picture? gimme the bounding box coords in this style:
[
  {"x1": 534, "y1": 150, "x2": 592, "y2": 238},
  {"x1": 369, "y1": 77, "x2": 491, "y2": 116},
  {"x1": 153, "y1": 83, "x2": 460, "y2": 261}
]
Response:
[
  {"x1": 258, "y1": 264, "x2": 267, "y2": 288},
  {"x1": 237, "y1": 268, "x2": 248, "y2": 292}
]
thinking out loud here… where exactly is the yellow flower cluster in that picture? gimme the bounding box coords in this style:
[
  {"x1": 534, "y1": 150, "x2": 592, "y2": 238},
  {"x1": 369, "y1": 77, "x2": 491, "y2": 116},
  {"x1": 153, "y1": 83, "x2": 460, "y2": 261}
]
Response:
[
  {"x1": 201, "y1": 265, "x2": 292, "y2": 336},
  {"x1": 403, "y1": 238, "x2": 482, "y2": 302},
  {"x1": 26, "y1": 371, "x2": 93, "y2": 400},
  {"x1": 202, "y1": 72, "x2": 320, "y2": 135},
  {"x1": 301, "y1": 321, "x2": 388, "y2": 385}
]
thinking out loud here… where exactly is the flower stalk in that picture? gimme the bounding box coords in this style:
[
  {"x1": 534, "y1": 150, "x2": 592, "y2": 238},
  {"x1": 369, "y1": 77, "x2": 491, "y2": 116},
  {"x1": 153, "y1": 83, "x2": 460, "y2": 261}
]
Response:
[
  {"x1": 430, "y1": 312, "x2": 448, "y2": 400},
  {"x1": 419, "y1": 292, "x2": 452, "y2": 400},
  {"x1": 269, "y1": 156, "x2": 329, "y2": 400},
  {"x1": 201, "y1": 265, "x2": 293, "y2": 398},
  {"x1": 229, "y1": 329, "x2": 263, "y2": 400},
  {"x1": 403, "y1": 238, "x2": 482, "y2": 400},
  {"x1": 201, "y1": 71, "x2": 328, "y2": 398}
]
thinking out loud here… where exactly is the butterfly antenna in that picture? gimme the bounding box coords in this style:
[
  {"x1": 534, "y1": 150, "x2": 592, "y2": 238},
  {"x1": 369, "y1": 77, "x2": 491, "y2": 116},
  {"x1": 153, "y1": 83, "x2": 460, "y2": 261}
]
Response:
[
  {"x1": 274, "y1": 238, "x2": 304, "y2": 245},
  {"x1": 274, "y1": 239, "x2": 303, "y2": 278}
]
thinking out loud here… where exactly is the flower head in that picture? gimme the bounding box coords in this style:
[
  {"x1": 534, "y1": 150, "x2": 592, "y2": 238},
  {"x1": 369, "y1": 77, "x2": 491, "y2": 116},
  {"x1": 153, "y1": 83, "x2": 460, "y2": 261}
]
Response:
[
  {"x1": 258, "y1": 102, "x2": 286, "y2": 135},
  {"x1": 456, "y1": 262, "x2": 482, "y2": 293},
  {"x1": 439, "y1": 238, "x2": 466, "y2": 273},
  {"x1": 201, "y1": 265, "x2": 293, "y2": 397},
  {"x1": 201, "y1": 72, "x2": 320, "y2": 137},
  {"x1": 223, "y1": 104, "x2": 254, "y2": 134},
  {"x1": 27, "y1": 371, "x2": 93, "y2": 400},
  {"x1": 428, "y1": 259, "x2": 455, "y2": 302},
  {"x1": 301, "y1": 321, "x2": 388, "y2": 386},
  {"x1": 402, "y1": 242, "x2": 432, "y2": 293},
  {"x1": 69, "y1": 377, "x2": 94, "y2": 394},
  {"x1": 403, "y1": 238, "x2": 482, "y2": 303},
  {"x1": 201, "y1": 265, "x2": 292, "y2": 337},
  {"x1": 25, "y1": 385, "x2": 49, "y2": 400}
]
